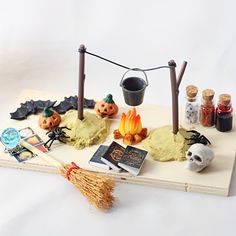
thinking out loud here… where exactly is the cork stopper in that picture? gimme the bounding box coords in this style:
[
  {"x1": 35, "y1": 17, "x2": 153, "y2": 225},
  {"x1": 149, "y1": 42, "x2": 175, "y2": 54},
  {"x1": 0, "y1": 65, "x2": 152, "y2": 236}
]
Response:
[
  {"x1": 202, "y1": 89, "x2": 215, "y2": 101},
  {"x1": 219, "y1": 93, "x2": 231, "y2": 106},
  {"x1": 186, "y1": 85, "x2": 198, "y2": 98}
]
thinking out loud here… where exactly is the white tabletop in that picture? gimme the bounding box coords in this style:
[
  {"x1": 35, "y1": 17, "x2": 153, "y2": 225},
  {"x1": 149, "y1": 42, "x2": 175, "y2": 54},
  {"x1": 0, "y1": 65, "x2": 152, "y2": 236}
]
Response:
[{"x1": 0, "y1": 1, "x2": 236, "y2": 235}]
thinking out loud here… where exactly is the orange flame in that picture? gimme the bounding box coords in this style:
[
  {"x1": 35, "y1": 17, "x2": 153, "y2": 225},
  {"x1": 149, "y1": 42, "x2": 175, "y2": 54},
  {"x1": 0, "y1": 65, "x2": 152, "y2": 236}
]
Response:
[
  {"x1": 114, "y1": 107, "x2": 147, "y2": 145},
  {"x1": 118, "y1": 108, "x2": 142, "y2": 136}
]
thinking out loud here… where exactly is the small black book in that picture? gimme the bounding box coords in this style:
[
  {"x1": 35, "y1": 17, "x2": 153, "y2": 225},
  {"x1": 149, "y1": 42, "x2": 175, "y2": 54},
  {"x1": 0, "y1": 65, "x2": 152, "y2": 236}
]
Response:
[
  {"x1": 101, "y1": 141, "x2": 125, "y2": 172},
  {"x1": 118, "y1": 146, "x2": 148, "y2": 176},
  {"x1": 89, "y1": 145, "x2": 110, "y2": 170}
]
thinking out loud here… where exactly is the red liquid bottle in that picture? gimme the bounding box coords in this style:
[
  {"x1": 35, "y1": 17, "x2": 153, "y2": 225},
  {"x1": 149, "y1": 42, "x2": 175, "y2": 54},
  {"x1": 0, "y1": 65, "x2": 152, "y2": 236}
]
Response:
[
  {"x1": 215, "y1": 94, "x2": 233, "y2": 132},
  {"x1": 199, "y1": 89, "x2": 215, "y2": 127}
]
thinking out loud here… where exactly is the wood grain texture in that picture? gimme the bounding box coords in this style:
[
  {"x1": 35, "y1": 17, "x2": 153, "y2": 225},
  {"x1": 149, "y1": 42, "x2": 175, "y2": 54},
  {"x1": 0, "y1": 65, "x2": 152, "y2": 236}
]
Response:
[{"x1": 0, "y1": 89, "x2": 235, "y2": 196}]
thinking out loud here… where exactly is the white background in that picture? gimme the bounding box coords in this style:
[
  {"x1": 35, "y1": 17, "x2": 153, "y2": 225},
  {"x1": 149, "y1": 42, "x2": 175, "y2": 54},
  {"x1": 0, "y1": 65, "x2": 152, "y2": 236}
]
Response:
[{"x1": 0, "y1": 0, "x2": 236, "y2": 235}]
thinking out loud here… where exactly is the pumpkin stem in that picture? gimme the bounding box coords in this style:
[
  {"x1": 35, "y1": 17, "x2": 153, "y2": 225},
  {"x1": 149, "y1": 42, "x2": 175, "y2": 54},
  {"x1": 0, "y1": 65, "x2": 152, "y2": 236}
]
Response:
[
  {"x1": 103, "y1": 94, "x2": 114, "y2": 104},
  {"x1": 43, "y1": 107, "x2": 54, "y2": 117}
]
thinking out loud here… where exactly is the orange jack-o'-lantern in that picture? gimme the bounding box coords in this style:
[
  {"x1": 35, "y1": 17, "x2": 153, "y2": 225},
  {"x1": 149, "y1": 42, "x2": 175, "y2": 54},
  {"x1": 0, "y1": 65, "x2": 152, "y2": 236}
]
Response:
[
  {"x1": 95, "y1": 94, "x2": 119, "y2": 118},
  {"x1": 39, "y1": 107, "x2": 61, "y2": 130}
]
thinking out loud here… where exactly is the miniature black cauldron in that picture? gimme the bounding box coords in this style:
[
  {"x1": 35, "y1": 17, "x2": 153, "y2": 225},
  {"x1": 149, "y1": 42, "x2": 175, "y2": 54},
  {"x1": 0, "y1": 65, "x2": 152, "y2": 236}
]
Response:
[{"x1": 120, "y1": 68, "x2": 149, "y2": 106}]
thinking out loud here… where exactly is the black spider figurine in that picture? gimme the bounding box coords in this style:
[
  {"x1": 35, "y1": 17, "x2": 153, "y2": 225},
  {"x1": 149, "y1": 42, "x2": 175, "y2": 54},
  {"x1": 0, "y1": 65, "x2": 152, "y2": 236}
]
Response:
[
  {"x1": 185, "y1": 130, "x2": 211, "y2": 145},
  {"x1": 44, "y1": 127, "x2": 71, "y2": 150}
]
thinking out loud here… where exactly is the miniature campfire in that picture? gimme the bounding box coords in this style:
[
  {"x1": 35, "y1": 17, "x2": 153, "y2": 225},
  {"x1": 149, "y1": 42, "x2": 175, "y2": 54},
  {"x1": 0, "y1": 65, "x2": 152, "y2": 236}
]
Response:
[{"x1": 113, "y1": 108, "x2": 147, "y2": 145}]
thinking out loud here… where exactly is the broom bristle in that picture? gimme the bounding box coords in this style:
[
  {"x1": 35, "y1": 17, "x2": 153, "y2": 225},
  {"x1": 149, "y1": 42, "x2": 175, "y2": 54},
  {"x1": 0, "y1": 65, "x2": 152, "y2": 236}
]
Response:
[{"x1": 60, "y1": 164, "x2": 115, "y2": 210}]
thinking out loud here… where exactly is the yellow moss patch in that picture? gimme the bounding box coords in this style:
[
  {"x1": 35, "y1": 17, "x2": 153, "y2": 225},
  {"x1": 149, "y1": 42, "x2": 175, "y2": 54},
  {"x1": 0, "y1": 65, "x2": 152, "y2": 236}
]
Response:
[
  {"x1": 60, "y1": 110, "x2": 109, "y2": 149},
  {"x1": 143, "y1": 125, "x2": 189, "y2": 161}
]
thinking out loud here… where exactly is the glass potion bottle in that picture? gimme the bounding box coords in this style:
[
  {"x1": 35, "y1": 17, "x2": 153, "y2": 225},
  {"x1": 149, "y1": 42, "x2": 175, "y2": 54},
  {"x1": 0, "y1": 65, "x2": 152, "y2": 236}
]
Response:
[
  {"x1": 215, "y1": 94, "x2": 233, "y2": 132},
  {"x1": 185, "y1": 85, "x2": 199, "y2": 124},
  {"x1": 199, "y1": 89, "x2": 215, "y2": 127}
]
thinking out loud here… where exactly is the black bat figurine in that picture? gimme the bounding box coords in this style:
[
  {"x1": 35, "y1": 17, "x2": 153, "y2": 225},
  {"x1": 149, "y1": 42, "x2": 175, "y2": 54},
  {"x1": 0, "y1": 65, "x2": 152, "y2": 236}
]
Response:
[
  {"x1": 10, "y1": 96, "x2": 96, "y2": 120},
  {"x1": 10, "y1": 100, "x2": 56, "y2": 120},
  {"x1": 53, "y1": 96, "x2": 96, "y2": 114}
]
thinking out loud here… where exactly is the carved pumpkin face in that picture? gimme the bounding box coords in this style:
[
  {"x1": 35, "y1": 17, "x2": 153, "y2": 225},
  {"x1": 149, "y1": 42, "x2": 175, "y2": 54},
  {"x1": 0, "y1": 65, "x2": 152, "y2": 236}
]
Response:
[
  {"x1": 95, "y1": 94, "x2": 118, "y2": 118},
  {"x1": 39, "y1": 108, "x2": 61, "y2": 130}
]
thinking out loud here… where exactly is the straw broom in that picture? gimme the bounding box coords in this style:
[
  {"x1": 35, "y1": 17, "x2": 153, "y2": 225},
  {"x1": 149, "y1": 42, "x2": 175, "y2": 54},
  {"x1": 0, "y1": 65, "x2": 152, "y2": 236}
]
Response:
[{"x1": 20, "y1": 140, "x2": 115, "y2": 210}]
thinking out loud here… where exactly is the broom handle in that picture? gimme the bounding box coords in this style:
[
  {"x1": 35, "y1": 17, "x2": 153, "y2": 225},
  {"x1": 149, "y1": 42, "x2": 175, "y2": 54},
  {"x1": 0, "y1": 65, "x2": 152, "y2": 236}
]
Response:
[{"x1": 20, "y1": 140, "x2": 63, "y2": 169}]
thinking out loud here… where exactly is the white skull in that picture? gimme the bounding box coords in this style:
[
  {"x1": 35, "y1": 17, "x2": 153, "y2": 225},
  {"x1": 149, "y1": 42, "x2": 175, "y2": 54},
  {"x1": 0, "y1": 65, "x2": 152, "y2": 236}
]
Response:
[{"x1": 185, "y1": 143, "x2": 214, "y2": 172}]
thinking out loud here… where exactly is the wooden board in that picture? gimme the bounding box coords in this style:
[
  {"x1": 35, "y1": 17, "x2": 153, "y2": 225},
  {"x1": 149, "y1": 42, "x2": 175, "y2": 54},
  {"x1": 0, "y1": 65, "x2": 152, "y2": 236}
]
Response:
[{"x1": 0, "y1": 89, "x2": 235, "y2": 196}]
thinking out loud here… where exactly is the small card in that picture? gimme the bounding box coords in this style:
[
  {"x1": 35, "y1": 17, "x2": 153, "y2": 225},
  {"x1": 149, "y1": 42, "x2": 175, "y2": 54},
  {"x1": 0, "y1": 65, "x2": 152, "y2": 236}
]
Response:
[
  {"x1": 9, "y1": 145, "x2": 37, "y2": 163},
  {"x1": 34, "y1": 144, "x2": 48, "y2": 153},
  {"x1": 101, "y1": 141, "x2": 125, "y2": 172},
  {"x1": 18, "y1": 127, "x2": 35, "y2": 139},
  {"x1": 24, "y1": 134, "x2": 44, "y2": 146},
  {"x1": 118, "y1": 146, "x2": 148, "y2": 176},
  {"x1": 89, "y1": 145, "x2": 110, "y2": 170},
  {"x1": 8, "y1": 127, "x2": 47, "y2": 162},
  {"x1": 23, "y1": 134, "x2": 47, "y2": 153}
]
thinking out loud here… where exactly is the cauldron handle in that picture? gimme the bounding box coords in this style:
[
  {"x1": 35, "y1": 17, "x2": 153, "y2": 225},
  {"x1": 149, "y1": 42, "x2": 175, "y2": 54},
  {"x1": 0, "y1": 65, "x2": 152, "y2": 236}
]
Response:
[{"x1": 120, "y1": 68, "x2": 149, "y2": 87}]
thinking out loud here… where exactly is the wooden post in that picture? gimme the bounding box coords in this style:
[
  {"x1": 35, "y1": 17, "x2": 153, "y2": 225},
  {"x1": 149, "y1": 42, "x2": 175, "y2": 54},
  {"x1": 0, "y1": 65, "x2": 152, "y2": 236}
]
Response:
[
  {"x1": 78, "y1": 44, "x2": 86, "y2": 120},
  {"x1": 168, "y1": 60, "x2": 178, "y2": 134},
  {"x1": 168, "y1": 60, "x2": 187, "y2": 135},
  {"x1": 177, "y1": 61, "x2": 187, "y2": 88}
]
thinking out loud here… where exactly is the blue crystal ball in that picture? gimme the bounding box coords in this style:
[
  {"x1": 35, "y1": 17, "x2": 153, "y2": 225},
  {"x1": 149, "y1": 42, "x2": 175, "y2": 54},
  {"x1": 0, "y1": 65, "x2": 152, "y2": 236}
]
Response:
[{"x1": 0, "y1": 128, "x2": 20, "y2": 149}]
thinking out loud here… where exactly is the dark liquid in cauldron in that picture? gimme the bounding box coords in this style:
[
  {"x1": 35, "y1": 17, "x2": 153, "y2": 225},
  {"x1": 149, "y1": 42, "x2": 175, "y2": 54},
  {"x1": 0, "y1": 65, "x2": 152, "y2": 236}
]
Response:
[{"x1": 122, "y1": 77, "x2": 145, "y2": 91}]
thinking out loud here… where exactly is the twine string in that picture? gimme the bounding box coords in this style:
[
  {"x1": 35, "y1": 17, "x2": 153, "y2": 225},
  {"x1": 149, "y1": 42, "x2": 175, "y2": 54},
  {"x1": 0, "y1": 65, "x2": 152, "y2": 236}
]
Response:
[
  {"x1": 66, "y1": 162, "x2": 80, "y2": 180},
  {"x1": 84, "y1": 50, "x2": 174, "y2": 72}
]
